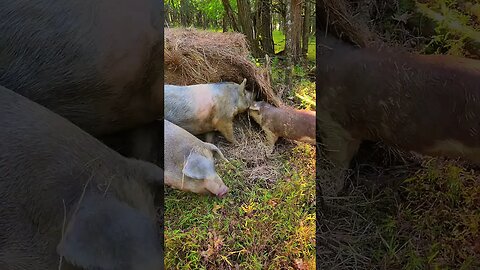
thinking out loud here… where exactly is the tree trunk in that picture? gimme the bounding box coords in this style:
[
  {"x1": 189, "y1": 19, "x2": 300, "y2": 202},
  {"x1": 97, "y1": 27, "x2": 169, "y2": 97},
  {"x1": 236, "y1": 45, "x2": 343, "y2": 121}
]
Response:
[
  {"x1": 222, "y1": 16, "x2": 228, "y2": 32},
  {"x1": 167, "y1": 0, "x2": 178, "y2": 27},
  {"x1": 202, "y1": 14, "x2": 208, "y2": 29},
  {"x1": 164, "y1": 2, "x2": 171, "y2": 26},
  {"x1": 290, "y1": 0, "x2": 303, "y2": 63},
  {"x1": 302, "y1": 0, "x2": 311, "y2": 56},
  {"x1": 284, "y1": 0, "x2": 293, "y2": 88},
  {"x1": 180, "y1": 0, "x2": 190, "y2": 26},
  {"x1": 257, "y1": 0, "x2": 275, "y2": 54},
  {"x1": 222, "y1": 0, "x2": 240, "y2": 32},
  {"x1": 237, "y1": 0, "x2": 262, "y2": 57}
]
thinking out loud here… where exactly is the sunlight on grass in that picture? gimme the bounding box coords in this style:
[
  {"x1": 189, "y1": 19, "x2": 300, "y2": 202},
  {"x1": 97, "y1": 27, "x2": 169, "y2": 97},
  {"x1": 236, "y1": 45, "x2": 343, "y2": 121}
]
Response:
[{"x1": 164, "y1": 142, "x2": 316, "y2": 269}]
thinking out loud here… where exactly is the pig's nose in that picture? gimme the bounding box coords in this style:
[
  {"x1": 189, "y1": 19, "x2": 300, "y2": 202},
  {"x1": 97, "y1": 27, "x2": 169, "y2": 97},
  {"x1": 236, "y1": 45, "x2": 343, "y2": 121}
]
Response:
[{"x1": 216, "y1": 186, "x2": 229, "y2": 198}]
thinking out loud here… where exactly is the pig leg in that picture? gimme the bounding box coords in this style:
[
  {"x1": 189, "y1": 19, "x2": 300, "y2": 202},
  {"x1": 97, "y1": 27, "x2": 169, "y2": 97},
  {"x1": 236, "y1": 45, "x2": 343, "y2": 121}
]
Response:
[
  {"x1": 318, "y1": 112, "x2": 361, "y2": 196},
  {"x1": 217, "y1": 120, "x2": 237, "y2": 144},
  {"x1": 263, "y1": 128, "x2": 278, "y2": 154},
  {"x1": 205, "y1": 132, "x2": 216, "y2": 143}
]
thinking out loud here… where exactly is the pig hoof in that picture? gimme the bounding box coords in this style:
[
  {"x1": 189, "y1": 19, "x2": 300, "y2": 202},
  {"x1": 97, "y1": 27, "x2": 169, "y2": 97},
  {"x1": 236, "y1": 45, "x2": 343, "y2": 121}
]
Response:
[{"x1": 226, "y1": 138, "x2": 238, "y2": 144}]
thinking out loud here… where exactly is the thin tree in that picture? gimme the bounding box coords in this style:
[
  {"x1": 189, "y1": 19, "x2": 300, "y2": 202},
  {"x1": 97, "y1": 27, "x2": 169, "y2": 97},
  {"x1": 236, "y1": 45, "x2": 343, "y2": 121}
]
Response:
[
  {"x1": 221, "y1": 0, "x2": 240, "y2": 31},
  {"x1": 256, "y1": 0, "x2": 275, "y2": 54},
  {"x1": 302, "y1": 0, "x2": 312, "y2": 57},
  {"x1": 180, "y1": 0, "x2": 190, "y2": 27},
  {"x1": 289, "y1": 0, "x2": 303, "y2": 63},
  {"x1": 237, "y1": 0, "x2": 262, "y2": 57}
]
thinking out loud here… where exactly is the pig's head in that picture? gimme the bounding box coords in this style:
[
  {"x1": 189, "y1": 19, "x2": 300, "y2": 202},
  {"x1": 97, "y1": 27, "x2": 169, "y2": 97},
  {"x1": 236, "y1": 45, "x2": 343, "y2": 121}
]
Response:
[
  {"x1": 57, "y1": 192, "x2": 163, "y2": 270},
  {"x1": 177, "y1": 143, "x2": 229, "y2": 197},
  {"x1": 236, "y1": 78, "x2": 254, "y2": 113},
  {"x1": 248, "y1": 101, "x2": 269, "y2": 124}
]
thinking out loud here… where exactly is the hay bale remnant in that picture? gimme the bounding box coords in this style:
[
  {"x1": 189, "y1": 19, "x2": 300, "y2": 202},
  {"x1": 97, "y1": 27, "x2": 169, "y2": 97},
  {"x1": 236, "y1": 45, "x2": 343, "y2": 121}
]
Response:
[
  {"x1": 164, "y1": 27, "x2": 282, "y2": 107},
  {"x1": 317, "y1": 0, "x2": 375, "y2": 47}
]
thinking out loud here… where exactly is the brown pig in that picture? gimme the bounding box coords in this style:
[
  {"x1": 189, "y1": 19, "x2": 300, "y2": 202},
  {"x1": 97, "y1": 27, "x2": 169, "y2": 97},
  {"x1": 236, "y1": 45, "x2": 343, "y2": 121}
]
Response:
[
  {"x1": 249, "y1": 101, "x2": 316, "y2": 151},
  {"x1": 164, "y1": 120, "x2": 229, "y2": 197},
  {"x1": 317, "y1": 35, "x2": 480, "y2": 195},
  {"x1": 164, "y1": 79, "x2": 253, "y2": 143}
]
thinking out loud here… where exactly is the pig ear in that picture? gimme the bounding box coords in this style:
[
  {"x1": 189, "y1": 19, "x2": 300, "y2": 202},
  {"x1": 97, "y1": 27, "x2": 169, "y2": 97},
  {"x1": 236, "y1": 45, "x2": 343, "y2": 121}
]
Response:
[
  {"x1": 240, "y1": 78, "x2": 247, "y2": 91},
  {"x1": 57, "y1": 193, "x2": 162, "y2": 270},
  {"x1": 182, "y1": 152, "x2": 216, "y2": 180},
  {"x1": 203, "y1": 142, "x2": 229, "y2": 163}
]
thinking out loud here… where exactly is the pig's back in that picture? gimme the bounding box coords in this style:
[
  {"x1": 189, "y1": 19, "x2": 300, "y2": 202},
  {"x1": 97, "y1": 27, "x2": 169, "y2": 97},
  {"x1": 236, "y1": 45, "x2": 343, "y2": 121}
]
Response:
[
  {"x1": 294, "y1": 109, "x2": 316, "y2": 139},
  {"x1": 164, "y1": 85, "x2": 217, "y2": 134},
  {"x1": 0, "y1": 85, "x2": 121, "y2": 194},
  {"x1": 164, "y1": 120, "x2": 205, "y2": 169},
  {"x1": 318, "y1": 45, "x2": 480, "y2": 150},
  {"x1": 267, "y1": 106, "x2": 316, "y2": 140}
]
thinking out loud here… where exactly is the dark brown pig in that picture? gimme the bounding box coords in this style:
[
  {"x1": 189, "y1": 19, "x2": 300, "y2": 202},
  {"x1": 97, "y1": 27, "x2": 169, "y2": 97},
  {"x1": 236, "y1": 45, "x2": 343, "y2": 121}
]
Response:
[
  {"x1": 317, "y1": 35, "x2": 480, "y2": 194},
  {"x1": 0, "y1": 85, "x2": 163, "y2": 270},
  {"x1": 101, "y1": 121, "x2": 163, "y2": 165},
  {"x1": 0, "y1": 0, "x2": 163, "y2": 137},
  {"x1": 249, "y1": 101, "x2": 316, "y2": 152}
]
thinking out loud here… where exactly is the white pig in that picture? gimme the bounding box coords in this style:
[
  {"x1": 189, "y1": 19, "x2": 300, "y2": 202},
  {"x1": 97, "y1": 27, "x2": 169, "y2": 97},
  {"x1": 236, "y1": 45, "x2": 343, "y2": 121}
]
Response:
[
  {"x1": 164, "y1": 120, "x2": 229, "y2": 197},
  {"x1": 165, "y1": 79, "x2": 253, "y2": 143}
]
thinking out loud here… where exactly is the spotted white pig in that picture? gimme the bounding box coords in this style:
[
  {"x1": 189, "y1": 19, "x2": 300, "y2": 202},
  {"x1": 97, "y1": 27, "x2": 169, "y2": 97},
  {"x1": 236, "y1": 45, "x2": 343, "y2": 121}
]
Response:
[{"x1": 165, "y1": 79, "x2": 253, "y2": 143}]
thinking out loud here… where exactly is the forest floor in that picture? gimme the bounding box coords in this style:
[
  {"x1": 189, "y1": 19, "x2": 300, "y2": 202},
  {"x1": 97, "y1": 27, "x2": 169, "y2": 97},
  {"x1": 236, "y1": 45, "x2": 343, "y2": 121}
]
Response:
[
  {"x1": 164, "y1": 31, "x2": 317, "y2": 269},
  {"x1": 318, "y1": 0, "x2": 480, "y2": 269}
]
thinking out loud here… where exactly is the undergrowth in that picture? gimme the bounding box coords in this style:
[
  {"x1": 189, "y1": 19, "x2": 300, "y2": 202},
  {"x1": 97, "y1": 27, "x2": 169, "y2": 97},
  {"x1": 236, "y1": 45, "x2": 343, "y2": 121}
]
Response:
[
  {"x1": 165, "y1": 143, "x2": 316, "y2": 269},
  {"x1": 165, "y1": 37, "x2": 316, "y2": 269}
]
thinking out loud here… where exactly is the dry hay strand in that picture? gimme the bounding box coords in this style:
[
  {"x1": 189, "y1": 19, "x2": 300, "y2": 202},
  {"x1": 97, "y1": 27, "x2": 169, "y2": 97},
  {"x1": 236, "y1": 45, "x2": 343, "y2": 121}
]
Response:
[
  {"x1": 317, "y1": 143, "x2": 422, "y2": 269},
  {"x1": 215, "y1": 114, "x2": 286, "y2": 186},
  {"x1": 317, "y1": 0, "x2": 376, "y2": 47},
  {"x1": 164, "y1": 27, "x2": 282, "y2": 107}
]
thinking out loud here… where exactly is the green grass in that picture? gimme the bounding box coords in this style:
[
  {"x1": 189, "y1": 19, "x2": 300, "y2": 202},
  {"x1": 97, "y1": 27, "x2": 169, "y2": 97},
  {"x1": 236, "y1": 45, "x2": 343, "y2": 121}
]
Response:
[
  {"x1": 165, "y1": 144, "x2": 316, "y2": 269},
  {"x1": 164, "y1": 57, "x2": 316, "y2": 269},
  {"x1": 319, "y1": 155, "x2": 480, "y2": 269},
  {"x1": 374, "y1": 161, "x2": 480, "y2": 269}
]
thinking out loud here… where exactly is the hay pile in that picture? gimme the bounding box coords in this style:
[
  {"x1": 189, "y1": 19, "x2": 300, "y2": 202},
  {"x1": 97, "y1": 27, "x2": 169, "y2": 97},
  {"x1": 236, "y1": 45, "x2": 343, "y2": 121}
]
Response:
[
  {"x1": 164, "y1": 28, "x2": 282, "y2": 107},
  {"x1": 317, "y1": 0, "x2": 376, "y2": 47}
]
